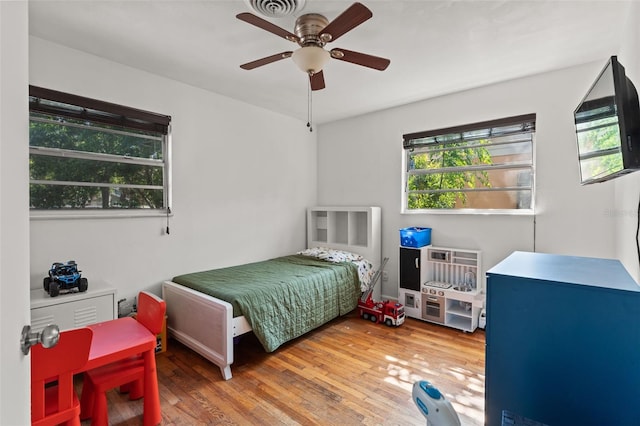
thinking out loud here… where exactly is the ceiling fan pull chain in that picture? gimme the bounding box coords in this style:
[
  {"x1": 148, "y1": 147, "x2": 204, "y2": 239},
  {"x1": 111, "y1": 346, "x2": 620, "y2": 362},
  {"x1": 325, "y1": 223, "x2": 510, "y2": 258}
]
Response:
[{"x1": 307, "y1": 76, "x2": 313, "y2": 132}]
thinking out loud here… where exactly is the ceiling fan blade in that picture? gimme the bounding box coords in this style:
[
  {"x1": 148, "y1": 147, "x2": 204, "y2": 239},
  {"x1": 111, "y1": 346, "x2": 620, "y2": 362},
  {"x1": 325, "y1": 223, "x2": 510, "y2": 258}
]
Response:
[
  {"x1": 236, "y1": 12, "x2": 299, "y2": 43},
  {"x1": 330, "y1": 48, "x2": 390, "y2": 71},
  {"x1": 310, "y1": 71, "x2": 326, "y2": 91},
  {"x1": 320, "y1": 2, "x2": 372, "y2": 43},
  {"x1": 240, "y1": 51, "x2": 293, "y2": 70}
]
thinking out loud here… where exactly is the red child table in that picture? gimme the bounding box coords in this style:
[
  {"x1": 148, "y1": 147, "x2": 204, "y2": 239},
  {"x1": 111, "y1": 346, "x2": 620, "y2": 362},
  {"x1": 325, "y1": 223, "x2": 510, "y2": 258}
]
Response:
[{"x1": 82, "y1": 317, "x2": 161, "y2": 426}]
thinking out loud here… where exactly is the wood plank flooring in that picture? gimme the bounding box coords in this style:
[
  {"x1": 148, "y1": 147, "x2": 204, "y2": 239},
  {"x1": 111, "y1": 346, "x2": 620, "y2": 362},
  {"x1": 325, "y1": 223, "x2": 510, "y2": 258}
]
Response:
[{"x1": 78, "y1": 312, "x2": 485, "y2": 425}]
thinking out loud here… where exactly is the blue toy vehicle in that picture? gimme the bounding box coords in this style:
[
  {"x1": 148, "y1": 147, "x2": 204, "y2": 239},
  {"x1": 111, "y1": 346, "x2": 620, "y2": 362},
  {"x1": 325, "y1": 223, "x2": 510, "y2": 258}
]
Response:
[{"x1": 43, "y1": 260, "x2": 88, "y2": 297}]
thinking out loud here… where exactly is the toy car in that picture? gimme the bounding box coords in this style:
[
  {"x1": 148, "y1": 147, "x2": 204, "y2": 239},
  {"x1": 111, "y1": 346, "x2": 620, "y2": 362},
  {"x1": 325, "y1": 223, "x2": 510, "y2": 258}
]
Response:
[{"x1": 43, "y1": 260, "x2": 88, "y2": 297}]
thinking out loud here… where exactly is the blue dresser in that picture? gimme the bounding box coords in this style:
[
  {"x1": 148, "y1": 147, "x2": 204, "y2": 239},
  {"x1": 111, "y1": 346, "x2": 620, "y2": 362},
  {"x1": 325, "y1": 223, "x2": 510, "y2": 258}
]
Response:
[{"x1": 485, "y1": 251, "x2": 640, "y2": 426}]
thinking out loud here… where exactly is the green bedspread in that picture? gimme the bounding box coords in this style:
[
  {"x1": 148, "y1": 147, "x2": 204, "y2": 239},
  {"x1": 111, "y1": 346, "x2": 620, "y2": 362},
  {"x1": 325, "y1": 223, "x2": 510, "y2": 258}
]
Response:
[{"x1": 171, "y1": 255, "x2": 360, "y2": 352}]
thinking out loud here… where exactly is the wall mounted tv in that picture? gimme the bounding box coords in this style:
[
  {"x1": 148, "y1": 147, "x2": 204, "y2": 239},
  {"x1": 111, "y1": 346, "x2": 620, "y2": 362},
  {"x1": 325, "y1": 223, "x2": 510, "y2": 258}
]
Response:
[{"x1": 574, "y1": 55, "x2": 640, "y2": 184}]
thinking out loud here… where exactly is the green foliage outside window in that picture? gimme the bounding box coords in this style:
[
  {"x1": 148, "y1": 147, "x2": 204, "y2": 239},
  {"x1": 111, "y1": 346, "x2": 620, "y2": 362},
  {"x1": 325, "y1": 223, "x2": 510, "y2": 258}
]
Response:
[
  {"x1": 407, "y1": 141, "x2": 493, "y2": 209},
  {"x1": 29, "y1": 116, "x2": 165, "y2": 209}
]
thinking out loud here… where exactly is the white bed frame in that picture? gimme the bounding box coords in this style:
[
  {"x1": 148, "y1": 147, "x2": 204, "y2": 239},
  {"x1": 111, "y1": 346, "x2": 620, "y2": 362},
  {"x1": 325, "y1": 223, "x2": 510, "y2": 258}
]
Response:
[{"x1": 162, "y1": 206, "x2": 381, "y2": 380}]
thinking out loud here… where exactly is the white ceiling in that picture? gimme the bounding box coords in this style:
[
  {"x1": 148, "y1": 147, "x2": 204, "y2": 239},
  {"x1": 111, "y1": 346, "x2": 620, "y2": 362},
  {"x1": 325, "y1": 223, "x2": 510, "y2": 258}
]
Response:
[{"x1": 29, "y1": 0, "x2": 631, "y2": 124}]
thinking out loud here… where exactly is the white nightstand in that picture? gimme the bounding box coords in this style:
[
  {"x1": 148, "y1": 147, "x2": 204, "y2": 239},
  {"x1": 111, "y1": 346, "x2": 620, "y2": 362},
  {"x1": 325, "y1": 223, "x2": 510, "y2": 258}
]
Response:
[{"x1": 30, "y1": 280, "x2": 117, "y2": 333}]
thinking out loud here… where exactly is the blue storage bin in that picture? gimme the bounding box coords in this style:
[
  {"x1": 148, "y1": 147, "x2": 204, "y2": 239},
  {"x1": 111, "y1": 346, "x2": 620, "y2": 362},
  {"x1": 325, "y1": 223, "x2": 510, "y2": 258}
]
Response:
[{"x1": 400, "y1": 227, "x2": 432, "y2": 248}]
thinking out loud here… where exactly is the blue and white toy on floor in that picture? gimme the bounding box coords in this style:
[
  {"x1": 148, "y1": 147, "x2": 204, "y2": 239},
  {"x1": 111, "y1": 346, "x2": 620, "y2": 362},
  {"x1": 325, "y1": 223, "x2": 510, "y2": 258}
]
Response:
[{"x1": 412, "y1": 380, "x2": 461, "y2": 426}]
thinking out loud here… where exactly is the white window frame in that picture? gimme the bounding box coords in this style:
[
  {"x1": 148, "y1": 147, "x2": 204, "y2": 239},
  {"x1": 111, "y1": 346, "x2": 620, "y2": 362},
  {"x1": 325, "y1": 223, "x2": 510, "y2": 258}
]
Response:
[
  {"x1": 29, "y1": 86, "x2": 172, "y2": 219},
  {"x1": 402, "y1": 114, "x2": 536, "y2": 215}
]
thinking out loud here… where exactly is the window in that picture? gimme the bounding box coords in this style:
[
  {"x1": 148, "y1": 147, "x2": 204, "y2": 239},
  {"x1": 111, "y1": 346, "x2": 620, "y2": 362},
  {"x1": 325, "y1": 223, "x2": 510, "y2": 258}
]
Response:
[
  {"x1": 29, "y1": 86, "x2": 171, "y2": 214},
  {"x1": 403, "y1": 114, "x2": 535, "y2": 212}
]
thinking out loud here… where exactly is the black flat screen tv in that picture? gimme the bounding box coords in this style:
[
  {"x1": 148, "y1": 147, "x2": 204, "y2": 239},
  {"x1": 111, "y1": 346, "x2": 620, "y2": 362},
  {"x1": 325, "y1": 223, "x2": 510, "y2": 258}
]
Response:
[{"x1": 574, "y1": 55, "x2": 640, "y2": 184}]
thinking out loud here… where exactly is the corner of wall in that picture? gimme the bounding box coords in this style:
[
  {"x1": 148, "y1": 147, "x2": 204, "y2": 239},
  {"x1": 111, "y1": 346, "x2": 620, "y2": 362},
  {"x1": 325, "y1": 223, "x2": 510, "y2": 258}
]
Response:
[{"x1": 615, "y1": 1, "x2": 640, "y2": 283}]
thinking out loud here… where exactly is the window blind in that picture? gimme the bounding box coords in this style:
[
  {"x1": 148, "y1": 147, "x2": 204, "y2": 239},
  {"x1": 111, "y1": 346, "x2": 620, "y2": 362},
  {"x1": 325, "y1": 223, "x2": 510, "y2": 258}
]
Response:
[
  {"x1": 403, "y1": 113, "x2": 536, "y2": 149},
  {"x1": 29, "y1": 85, "x2": 171, "y2": 135}
]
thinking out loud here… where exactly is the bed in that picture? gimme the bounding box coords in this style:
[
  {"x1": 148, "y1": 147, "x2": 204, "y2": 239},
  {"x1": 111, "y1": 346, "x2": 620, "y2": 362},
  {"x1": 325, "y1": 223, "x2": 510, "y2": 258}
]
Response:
[{"x1": 162, "y1": 206, "x2": 381, "y2": 380}]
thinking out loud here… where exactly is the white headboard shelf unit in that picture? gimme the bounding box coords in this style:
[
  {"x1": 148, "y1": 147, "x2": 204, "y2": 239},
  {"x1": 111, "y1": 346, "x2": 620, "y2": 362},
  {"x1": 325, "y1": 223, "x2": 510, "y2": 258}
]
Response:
[{"x1": 307, "y1": 206, "x2": 382, "y2": 300}]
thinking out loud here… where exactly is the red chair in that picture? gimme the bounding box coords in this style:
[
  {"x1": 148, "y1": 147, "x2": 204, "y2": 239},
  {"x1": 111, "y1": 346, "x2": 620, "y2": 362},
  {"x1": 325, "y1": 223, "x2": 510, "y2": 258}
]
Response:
[
  {"x1": 80, "y1": 291, "x2": 166, "y2": 426},
  {"x1": 31, "y1": 327, "x2": 93, "y2": 426}
]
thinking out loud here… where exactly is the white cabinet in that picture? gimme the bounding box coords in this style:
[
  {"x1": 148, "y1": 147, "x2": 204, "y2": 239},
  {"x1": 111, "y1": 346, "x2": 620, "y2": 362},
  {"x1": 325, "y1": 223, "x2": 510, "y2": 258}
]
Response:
[
  {"x1": 30, "y1": 280, "x2": 117, "y2": 333},
  {"x1": 440, "y1": 287, "x2": 483, "y2": 332},
  {"x1": 400, "y1": 245, "x2": 484, "y2": 332}
]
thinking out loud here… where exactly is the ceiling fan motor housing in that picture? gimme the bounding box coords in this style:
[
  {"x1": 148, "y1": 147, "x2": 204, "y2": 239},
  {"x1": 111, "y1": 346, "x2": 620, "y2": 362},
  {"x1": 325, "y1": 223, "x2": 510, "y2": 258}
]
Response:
[{"x1": 294, "y1": 13, "x2": 330, "y2": 46}]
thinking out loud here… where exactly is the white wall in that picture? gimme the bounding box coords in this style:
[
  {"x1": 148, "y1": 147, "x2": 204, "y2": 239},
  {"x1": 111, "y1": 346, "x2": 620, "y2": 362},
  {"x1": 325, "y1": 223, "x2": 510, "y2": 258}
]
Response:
[
  {"x1": 317, "y1": 62, "x2": 619, "y2": 298},
  {"x1": 28, "y1": 9, "x2": 640, "y2": 306},
  {"x1": 615, "y1": 2, "x2": 640, "y2": 283},
  {"x1": 29, "y1": 37, "x2": 317, "y2": 302},
  {"x1": 0, "y1": 2, "x2": 31, "y2": 424}
]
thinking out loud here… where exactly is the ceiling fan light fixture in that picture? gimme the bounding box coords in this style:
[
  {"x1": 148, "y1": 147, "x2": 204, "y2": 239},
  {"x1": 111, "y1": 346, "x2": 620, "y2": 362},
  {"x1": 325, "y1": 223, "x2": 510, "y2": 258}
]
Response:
[{"x1": 291, "y1": 46, "x2": 330, "y2": 74}]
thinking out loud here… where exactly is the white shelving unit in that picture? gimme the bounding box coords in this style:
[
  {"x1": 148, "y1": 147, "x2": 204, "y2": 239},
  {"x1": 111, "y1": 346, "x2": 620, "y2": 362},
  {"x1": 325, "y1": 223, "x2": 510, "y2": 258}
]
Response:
[
  {"x1": 30, "y1": 279, "x2": 117, "y2": 333},
  {"x1": 308, "y1": 208, "x2": 377, "y2": 249},
  {"x1": 307, "y1": 206, "x2": 382, "y2": 300}
]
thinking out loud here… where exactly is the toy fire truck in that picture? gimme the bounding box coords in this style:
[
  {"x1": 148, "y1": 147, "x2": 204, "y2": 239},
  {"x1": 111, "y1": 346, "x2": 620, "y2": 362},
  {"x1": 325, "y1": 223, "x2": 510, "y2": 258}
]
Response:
[{"x1": 357, "y1": 258, "x2": 405, "y2": 326}]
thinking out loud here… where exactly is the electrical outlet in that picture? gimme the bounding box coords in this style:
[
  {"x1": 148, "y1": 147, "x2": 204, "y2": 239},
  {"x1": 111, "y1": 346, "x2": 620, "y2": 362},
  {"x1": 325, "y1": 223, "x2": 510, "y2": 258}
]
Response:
[{"x1": 382, "y1": 271, "x2": 389, "y2": 281}]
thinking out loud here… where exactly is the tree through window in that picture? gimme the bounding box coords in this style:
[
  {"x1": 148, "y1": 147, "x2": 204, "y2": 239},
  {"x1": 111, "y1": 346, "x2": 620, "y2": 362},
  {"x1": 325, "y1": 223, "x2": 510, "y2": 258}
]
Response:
[
  {"x1": 29, "y1": 86, "x2": 171, "y2": 211},
  {"x1": 403, "y1": 114, "x2": 535, "y2": 212}
]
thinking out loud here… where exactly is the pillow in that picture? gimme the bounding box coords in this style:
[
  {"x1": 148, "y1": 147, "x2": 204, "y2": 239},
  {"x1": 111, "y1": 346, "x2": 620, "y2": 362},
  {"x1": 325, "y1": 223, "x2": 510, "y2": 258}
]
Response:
[
  {"x1": 298, "y1": 247, "x2": 362, "y2": 262},
  {"x1": 298, "y1": 247, "x2": 375, "y2": 292}
]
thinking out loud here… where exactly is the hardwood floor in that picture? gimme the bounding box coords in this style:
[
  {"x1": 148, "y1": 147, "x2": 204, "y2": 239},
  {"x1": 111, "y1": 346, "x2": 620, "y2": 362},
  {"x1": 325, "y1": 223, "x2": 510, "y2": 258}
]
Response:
[{"x1": 78, "y1": 312, "x2": 485, "y2": 425}]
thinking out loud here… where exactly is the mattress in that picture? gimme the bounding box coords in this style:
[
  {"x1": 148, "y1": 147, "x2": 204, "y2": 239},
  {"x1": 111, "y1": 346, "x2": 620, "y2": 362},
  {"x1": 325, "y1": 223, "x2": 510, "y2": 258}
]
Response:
[{"x1": 171, "y1": 254, "x2": 361, "y2": 352}]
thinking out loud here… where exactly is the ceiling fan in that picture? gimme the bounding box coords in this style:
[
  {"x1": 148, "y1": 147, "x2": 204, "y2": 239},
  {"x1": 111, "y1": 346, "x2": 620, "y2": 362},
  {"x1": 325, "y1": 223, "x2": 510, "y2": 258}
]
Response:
[{"x1": 236, "y1": 2, "x2": 390, "y2": 91}]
